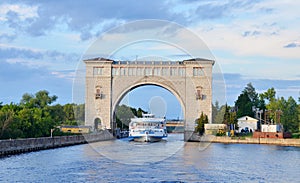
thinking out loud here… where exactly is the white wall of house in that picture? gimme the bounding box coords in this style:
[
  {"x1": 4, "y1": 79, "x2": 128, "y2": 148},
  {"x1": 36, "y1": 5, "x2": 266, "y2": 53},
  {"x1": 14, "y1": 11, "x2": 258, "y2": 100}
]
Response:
[
  {"x1": 237, "y1": 116, "x2": 258, "y2": 133},
  {"x1": 261, "y1": 124, "x2": 282, "y2": 132}
]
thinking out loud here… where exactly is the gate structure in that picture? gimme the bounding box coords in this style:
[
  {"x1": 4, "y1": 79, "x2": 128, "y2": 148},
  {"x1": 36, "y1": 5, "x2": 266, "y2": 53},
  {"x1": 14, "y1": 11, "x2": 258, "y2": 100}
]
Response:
[{"x1": 84, "y1": 58, "x2": 214, "y2": 141}]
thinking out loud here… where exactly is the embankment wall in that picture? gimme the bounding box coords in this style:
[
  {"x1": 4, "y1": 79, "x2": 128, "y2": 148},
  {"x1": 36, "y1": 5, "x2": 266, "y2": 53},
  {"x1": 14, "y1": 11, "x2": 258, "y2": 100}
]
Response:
[
  {"x1": 190, "y1": 133, "x2": 300, "y2": 147},
  {"x1": 0, "y1": 130, "x2": 114, "y2": 156}
]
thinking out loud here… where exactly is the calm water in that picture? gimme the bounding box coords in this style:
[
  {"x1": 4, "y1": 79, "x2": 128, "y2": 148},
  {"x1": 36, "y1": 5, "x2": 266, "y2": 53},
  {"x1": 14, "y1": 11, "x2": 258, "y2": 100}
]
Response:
[{"x1": 0, "y1": 134, "x2": 299, "y2": 183}]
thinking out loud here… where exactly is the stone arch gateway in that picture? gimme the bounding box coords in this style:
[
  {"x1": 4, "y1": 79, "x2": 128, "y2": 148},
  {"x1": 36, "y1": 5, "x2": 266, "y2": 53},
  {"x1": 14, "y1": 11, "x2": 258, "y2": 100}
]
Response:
[{"x1": 84, "y1": 58, "x2": 214, "y2": 141}]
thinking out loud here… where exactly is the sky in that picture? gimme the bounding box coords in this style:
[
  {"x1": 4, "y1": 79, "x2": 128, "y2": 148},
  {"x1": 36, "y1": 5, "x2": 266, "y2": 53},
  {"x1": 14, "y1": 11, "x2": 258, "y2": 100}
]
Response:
[{"x1": 0, "y1": 0, "x2": 299, "y2": 118}]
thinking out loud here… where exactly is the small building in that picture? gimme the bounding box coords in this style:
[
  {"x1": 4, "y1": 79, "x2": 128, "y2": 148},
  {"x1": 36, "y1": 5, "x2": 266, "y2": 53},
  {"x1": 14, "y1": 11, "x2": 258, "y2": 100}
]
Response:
[
  {"x1": 261, "y1": 124, "x2": 282, "y2": 132},
  {"x1": 237, "y1": 116, "x2": 258, "y2": 133},
  {"x1": 60, "y1": 126, "x2": 92, "y2": 134},
  {"x1": 253, "y1": 125, "x2": 291, "y2": 138},
  {"x1": 204, "y1": 124, "x2": 227, "y2": 135}
]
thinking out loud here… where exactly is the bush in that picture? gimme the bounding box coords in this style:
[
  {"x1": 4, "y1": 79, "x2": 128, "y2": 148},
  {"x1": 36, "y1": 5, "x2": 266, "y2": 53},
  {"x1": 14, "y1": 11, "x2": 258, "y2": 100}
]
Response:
[
  {"x1": 292, "y1": 133, "x2": 300, "y2": 139},
  {"x1": 216, "y1": 129, "x2": 226, "y2": 136}
]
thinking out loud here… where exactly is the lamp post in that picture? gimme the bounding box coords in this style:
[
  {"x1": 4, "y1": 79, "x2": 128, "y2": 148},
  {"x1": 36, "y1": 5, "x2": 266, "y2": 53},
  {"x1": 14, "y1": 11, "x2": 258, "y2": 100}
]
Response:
[{"x1": 50, "y1": 128, "x2": 54, "y2": 138}]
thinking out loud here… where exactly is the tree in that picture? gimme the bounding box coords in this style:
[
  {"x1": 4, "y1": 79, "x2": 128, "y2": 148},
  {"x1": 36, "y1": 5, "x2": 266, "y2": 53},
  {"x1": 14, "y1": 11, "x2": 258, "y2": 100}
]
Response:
[
  {"x1": 0, "y1": 108, "x2": 14, "y2": 138},
  {"x1": 260, "y1": 88, "x2": 299, "y2": 132},
  {"x1": 259, "y1": 87, "x2": 276, "y2": 103},
  {"x1": 63, "y1": 103, "x2": 75, "y2": 123},
  {"x1": 212, "y1": 101, "x2": 219, "y2": 123},
  {"x1": 280, "y1": 97, "x2": 298, "y2": 132},
  {"x1": 73, "y1": 104, "x2": 85, "y2": 125},
  {"x1": 235, "y1": 92, "x2": 253, "y2": 118},
  {"x1": 223, "y1": 104, "x2": 230, "y2": 125},
  {"x1": 195, "y1": 112, "x2": 208, "y2": 135},
  {"x1": 214, "y1": 104, "x2": 226, "y2": 124},
  {"x1": 137, "y1": 108, "x2": 146, "y2": 117},
  {"x1": 244, "y1": 83, "x2": 259, "y2": 106},
  {"x1": 229, "y1": 111, "x2": 238, "y2": 130},
  {"x1": 115, "y1": 105, "x2": 136, "y2": 129}
]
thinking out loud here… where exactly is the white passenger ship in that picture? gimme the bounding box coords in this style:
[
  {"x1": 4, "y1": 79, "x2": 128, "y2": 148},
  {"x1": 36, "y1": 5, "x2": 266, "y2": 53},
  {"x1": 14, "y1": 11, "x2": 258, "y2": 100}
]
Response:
[{"x1": 129, "y1": 114, "x2": 168, "y2": 142}]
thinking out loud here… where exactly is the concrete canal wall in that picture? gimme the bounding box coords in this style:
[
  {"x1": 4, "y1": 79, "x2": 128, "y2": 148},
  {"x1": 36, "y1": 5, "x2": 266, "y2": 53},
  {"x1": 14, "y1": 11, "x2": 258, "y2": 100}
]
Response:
[
  {"x1": 190, "y1": 133, "x2": 300, "y2": 147},
  {"x1": 0, "y1": 130, "x2": 114, "y2": 156}
]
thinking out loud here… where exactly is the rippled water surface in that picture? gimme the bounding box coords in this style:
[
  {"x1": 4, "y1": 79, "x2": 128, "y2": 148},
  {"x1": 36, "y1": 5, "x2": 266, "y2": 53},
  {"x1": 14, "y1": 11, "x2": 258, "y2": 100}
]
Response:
[{"x1": 1, "y1": 134, "x2": 299, "y2": 182}]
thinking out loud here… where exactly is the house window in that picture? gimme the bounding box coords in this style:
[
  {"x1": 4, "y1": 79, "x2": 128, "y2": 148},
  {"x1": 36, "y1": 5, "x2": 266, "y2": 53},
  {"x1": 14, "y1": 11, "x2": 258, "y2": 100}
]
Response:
[{"x1": 93, "y1": 67, "x2": 103, "y2": 75}]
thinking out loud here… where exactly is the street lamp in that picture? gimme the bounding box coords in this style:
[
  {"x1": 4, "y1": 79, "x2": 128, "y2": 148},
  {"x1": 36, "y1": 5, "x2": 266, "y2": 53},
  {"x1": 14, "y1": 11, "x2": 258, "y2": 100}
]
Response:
[{"x1": 50, "y1": 128, "x2": 54, "y2": 138}]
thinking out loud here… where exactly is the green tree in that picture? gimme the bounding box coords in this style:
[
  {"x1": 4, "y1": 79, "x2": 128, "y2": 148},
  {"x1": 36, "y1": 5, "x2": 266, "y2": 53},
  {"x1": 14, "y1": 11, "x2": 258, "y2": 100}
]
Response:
[
  {"x1": 74, "y1": 104, "x2": 85, "y2": 125},
  {"x1": 212, "y1": 101, "x2": 219, "y2": 123},
  {"x1": 244, "y1": 83, "x2": 259, "y2": 106},
  {"x1": 17, "y1": 90, "x2": 58, "y2": 138},
  {"x1": 137, "y1": 108, "x2": 146, "y2": 117},
  {"x1": 235, "y1": 92, "x2": 253, "y2": 118},
  {"x1": 214, "y1": 104, "x2": 226, "y2": 124},
  {"x1": 115, "y1": 105, "x2": 136, "y2": 129},
  {"x1": 63, "y1": 103, "x2": 75, "y2": 124},
  {"x1": 260, "y1": 88, "x2": 299, "y2": 132},
  {"x1": 281, "y1": 97, "x2": 298, "y2": 132},
  {"x1": 47, "y1": 104, "x2": 65, "y2": 125},
  {"x1": 222, "y1": 104, "x2": 230, "y2": 125},
  {"x1": 259, "y1": 87, "x2": 276, "y2": 103},
  {"x1": 195, "y1": 112, "x2": 208, "y2": 135},
  {"x1": 229, "y1": 111, "x2": 238, "y2": 130},
  {"x1": 0, "y1": 108, "x2": 14, "y2": 138}
]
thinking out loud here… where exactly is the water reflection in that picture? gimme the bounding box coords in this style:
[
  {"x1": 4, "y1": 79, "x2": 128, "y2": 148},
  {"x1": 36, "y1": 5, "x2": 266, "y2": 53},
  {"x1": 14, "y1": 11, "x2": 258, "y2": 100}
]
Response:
[
  {"x1": 88, "y1": 133, "x2": 185, "y2": 165},
  {"x1": 0, "y1": 134, "x2": 299, "y2": 182}
]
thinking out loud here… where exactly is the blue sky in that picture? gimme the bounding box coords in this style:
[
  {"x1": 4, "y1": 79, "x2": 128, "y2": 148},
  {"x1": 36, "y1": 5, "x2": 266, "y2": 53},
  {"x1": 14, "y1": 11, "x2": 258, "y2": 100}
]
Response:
[{"x1": 0, "y1": 0, "x2": 299, "y2": 118}]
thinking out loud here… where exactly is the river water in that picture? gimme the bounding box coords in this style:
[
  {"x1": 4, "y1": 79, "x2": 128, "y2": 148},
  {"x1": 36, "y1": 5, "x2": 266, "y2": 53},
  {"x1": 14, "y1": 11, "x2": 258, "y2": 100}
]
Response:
[{"x1": 0, "y1": 134, "x2": 299, "y2": 182}]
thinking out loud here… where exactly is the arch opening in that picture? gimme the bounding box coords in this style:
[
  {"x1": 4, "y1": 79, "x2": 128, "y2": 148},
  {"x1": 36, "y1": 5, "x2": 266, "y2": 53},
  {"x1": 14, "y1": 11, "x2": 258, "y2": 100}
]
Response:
[
  {"x1": 112, "y1": 84, "x2": 185, "y2": 135},
  {"x1": 94, "y1": 118, "x2": 101, "y2": 131}
]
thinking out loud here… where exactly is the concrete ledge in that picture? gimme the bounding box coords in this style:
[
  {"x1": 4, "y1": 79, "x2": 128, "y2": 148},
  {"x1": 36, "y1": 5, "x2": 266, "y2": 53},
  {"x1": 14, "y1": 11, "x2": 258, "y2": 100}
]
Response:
[
  {"x1": 189, "y1": 133, "x2": 300, "y2": 147},
  {"x1": 0, "y1": 130, "x2": 114, "y2": 156}
]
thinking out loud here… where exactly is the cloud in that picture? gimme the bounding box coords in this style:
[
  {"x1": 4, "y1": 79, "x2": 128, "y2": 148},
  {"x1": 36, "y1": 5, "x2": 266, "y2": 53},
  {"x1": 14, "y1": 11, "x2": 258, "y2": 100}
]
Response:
[
  {"x1": 0, "y1": 44, "x2": 80, "y2": 69},
  {"x1": 0, "y1": 0, "x2": 178, "y2": 40},
  {"x1": 51, "y1": 70, "x2": 75, "y2": 81},
  {"x1": 0, "y1": 0, "x2": 265, "y2": 41},
  {"x1": 284, "y1": 42, "x2": 300, "y2": 48},
  {"x1": 242, "y1": 30, "x2": 261, "y2": 37},
  {"x1": 0, "y1": 60, "x2": 73, "y2": 104},
  {"x1": 0, "y1": 33, "x2": 16, "y2": 41},
  {"x1": 223, "y1": 73, "x2": 300, "y2": 105}
]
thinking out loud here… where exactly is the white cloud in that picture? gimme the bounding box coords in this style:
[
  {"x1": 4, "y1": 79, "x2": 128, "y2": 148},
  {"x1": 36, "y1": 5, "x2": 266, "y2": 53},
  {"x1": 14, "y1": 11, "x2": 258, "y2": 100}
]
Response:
[
  {"x1": 0, "y1": 4, "x2": 38, "y2": 21},
  {"x1": 51, "y1": 70, "x2": 75, "y2": 81}
]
